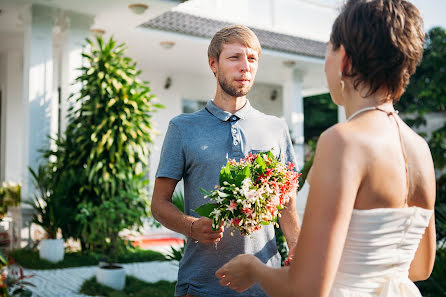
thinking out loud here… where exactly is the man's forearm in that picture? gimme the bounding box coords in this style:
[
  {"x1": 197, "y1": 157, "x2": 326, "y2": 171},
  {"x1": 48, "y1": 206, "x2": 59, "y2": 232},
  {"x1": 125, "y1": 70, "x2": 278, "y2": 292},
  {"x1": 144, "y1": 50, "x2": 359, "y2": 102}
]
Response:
[
  {"x1": 278, "y1": 196, "x2": 301, "y2": 248},
  {"x1": 152, "y1": 199, "x2": 195, "y2": 237}
]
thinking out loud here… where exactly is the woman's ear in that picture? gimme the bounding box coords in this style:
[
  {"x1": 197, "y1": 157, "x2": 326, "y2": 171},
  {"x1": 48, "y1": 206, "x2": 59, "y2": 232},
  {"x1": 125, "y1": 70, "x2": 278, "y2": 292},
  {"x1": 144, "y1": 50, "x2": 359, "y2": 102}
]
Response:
[{"x1": 339, "y1": 45, "x2": 351, "y2": 75}]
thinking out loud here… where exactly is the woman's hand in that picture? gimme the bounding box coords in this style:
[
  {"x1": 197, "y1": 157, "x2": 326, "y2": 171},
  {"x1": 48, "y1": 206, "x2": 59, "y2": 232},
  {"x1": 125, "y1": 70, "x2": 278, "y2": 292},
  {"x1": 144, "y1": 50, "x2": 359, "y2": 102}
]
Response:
[{"x1": 215, "y1": 254, "x2": 261, "y2": 292}]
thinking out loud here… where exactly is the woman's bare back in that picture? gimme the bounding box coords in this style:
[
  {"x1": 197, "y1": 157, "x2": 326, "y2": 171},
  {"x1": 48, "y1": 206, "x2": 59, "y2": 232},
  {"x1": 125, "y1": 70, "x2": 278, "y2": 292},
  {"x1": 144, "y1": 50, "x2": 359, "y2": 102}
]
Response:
[{"x1": 334, "y1": 109, "x2": 436, "y2": 210}]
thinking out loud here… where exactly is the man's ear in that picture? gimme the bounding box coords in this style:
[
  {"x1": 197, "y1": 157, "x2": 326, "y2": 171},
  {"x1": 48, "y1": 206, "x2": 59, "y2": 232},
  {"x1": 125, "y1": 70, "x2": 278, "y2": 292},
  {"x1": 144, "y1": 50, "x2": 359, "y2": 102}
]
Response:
[
  {"x1": 209, "y1": 56, "x2": 218, "y2": 77},
  {"x1": 339, "y1": 45, "x2": 351, "y2": 75}
]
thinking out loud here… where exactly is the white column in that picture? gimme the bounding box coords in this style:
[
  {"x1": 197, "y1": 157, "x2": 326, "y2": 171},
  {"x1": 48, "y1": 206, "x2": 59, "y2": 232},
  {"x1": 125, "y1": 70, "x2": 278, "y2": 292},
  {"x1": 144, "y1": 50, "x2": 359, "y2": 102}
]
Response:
[
  {"x1": 60, "y1": 11, "x2": 93, "y2": 133},
  {"x1": 282, "y1": 68, "x2": 306, "y2": 221},
  {"x1": 23, "y1": 4, "x2": 57, "y2": 195},
  {"x1": 22, "y1": 5, "x2": 93, "y2": 195},
  {"x1": 3, "y1": 52, "x2": 25, "y2": 184},
  {"x1": 283, "y1": 68, "x2": 304, "y2": 168}
]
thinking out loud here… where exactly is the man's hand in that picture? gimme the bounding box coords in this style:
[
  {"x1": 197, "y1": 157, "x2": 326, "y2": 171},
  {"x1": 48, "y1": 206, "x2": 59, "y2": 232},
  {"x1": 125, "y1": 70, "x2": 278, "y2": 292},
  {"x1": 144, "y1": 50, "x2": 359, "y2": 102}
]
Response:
[
  {"x1": 191, "y1": 217, "x2": 224, "y2": 244},
  {"x1": 284, "y1": 245, "x2": 296, "y2": 266}
]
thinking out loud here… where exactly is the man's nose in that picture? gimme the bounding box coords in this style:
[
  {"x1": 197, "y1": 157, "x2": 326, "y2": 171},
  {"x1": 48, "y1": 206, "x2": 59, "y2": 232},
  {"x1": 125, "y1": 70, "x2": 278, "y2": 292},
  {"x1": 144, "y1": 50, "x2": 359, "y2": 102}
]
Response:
[{"x1": 239, "y1": 56, "x2": 250, "y2": 72}]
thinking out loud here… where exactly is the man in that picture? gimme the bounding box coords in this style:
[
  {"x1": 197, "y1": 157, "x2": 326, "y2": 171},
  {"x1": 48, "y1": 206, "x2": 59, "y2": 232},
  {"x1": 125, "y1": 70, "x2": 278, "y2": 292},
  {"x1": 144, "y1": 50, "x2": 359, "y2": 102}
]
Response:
[{"x1": 151, "y1": 25, "x2": 300, "y2": 297}]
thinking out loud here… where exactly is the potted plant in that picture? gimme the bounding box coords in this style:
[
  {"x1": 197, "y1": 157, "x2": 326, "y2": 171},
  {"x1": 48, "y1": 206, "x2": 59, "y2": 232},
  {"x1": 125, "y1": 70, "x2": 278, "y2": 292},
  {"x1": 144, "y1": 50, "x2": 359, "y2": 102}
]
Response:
[
  {"x1": 0, "y1": 182, "x2": 21, "y2": 249},
  {"x1": 60, "y1": 35, "x2": 162, "y2": 290},
  {"x1": 0, "y1": 182, "x2": 21, "y2": 219},
  {"x1": 28, "y1": 165, "x2": 65, "y2": 263}
]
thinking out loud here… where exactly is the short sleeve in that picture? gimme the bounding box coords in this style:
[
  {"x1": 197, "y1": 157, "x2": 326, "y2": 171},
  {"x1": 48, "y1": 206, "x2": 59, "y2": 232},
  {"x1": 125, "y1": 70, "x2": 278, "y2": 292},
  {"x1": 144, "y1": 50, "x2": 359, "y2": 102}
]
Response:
[
  {"x1": 280, "y1": 120, "x2": 299, "y2": 171},
  {"x1": 155, "y1": 121, "x2": 185, "y2": 180}
]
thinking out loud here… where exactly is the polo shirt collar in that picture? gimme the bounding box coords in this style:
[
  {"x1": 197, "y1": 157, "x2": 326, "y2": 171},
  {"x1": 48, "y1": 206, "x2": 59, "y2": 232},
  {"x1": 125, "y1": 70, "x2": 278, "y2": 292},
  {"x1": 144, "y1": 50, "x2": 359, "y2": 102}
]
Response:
[{"x1": 205, "y1": 99, "x2": 254, "y2": 121}]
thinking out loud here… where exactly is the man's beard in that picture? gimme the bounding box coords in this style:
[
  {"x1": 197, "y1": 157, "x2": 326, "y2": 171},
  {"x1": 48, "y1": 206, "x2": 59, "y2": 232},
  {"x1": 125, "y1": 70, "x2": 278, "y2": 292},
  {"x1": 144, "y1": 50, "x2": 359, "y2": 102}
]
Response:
[{"x1": 218, "y1": 72, "x2": 252, "y2": 97}]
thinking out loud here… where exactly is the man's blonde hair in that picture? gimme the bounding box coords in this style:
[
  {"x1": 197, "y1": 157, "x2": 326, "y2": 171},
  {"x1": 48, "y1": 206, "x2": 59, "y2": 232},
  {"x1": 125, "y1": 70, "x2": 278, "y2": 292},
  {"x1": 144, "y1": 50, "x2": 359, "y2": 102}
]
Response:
[{"x1": 208, "y1": 25, "x2": 261, "y2": 61}]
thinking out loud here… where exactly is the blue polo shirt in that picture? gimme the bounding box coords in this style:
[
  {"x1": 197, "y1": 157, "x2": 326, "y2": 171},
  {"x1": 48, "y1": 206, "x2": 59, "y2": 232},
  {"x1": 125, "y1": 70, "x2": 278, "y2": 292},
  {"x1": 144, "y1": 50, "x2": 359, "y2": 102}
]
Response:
[{"x1": 156, "y1": 99, "x2": 297, "y2": 297}]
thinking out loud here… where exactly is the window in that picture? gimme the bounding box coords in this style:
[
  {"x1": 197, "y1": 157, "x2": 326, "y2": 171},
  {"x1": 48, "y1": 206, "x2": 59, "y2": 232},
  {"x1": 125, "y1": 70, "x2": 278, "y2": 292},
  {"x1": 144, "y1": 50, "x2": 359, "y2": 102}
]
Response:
[{"x1": 182, "y1": 99, "x2": 207, "y2": 114}]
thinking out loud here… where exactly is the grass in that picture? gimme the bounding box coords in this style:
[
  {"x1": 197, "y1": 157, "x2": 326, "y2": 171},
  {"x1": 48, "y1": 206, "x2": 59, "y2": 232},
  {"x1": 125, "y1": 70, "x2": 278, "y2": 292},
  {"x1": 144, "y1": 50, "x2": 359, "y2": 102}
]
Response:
[
  {"x1": 80, "y1": 276, "x2": 176, "y2": 297},
  {"x1": 9, "y1": 248, "x2": 167, "y2": 270}
]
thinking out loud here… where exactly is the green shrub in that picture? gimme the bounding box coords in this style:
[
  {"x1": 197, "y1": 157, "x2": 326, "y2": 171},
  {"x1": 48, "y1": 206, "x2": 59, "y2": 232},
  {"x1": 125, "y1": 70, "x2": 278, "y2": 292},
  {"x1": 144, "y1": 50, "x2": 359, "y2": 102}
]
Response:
[
  {"x1": 80, "y1": 276, "x2": 175, "y2": 297},
  {"x1": 9, "y1": 248, "x2": 166, "y2": 270}
]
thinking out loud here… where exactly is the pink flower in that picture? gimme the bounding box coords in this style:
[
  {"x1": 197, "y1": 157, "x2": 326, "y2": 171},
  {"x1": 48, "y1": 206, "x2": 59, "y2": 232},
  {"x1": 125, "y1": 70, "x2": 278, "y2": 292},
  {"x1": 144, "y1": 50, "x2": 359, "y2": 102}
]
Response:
[
  {"x1": 227, "y1": 200, "x2": 237, "y2": 212},
  {"x1": 242, "y1": 208, "x2": 252, "y2": 216}
]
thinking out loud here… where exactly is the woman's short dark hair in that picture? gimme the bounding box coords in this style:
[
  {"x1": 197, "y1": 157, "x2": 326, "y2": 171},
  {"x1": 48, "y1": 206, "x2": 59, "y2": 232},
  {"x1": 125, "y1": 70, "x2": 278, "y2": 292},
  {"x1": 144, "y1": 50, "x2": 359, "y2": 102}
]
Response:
[{"x1": 330, "y1": 0, "x2": 425, "y2": 101}]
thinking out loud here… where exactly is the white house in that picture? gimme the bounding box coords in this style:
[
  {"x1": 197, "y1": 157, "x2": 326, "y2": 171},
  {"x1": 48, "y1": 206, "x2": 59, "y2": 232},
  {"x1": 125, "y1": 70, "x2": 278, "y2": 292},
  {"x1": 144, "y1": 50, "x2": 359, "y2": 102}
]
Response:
[{"x1": 0, "y1": 0, "x2": 343, "y2": 245}]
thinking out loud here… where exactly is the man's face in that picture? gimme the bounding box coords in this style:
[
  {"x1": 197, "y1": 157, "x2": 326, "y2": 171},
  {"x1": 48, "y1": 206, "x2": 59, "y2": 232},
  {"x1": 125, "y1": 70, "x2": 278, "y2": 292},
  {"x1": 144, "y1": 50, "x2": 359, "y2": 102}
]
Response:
[{"x1": 210, "y1": 42, "x2": 259, "y2": 97}]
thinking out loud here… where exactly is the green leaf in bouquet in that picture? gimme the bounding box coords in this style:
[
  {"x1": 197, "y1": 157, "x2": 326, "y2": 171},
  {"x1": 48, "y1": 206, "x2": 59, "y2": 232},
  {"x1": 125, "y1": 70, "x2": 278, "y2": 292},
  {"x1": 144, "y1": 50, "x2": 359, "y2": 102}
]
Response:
[
  {"x1": 235, "y1": 166, "x2": 251, "y2": 187},
  {"x1": 255, "y1": 154, "x2": 267, "y2": 170},
  {"x1": 276, "y1": 204, "x2": 285, "y2": 210},
  {"x1": 266, "y1": 150, "x2": 275, "y2": 160},
  {"x1": 195, "y1": 203, "x2": 217, "y2": 218},
  {"x1": 200, "y1": 188, "x2": 211, "y2": 197},
  {"x1": 219, "y1": 162, "x2": 234, "y2": 186},
  {"x1": 261, "y1": 221, "x2": 270, "y2": 225}
]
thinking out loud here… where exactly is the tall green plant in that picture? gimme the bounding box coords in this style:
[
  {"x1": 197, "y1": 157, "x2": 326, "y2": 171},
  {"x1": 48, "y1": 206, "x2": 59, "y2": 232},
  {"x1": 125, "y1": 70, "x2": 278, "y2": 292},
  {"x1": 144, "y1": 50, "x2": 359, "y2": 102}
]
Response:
[
  {"x1": 27, "y1": 165, "x2": 63, "y2": 239},
  {"x1": 58, "y1": 36, "x2": 162, "y2": 261}
]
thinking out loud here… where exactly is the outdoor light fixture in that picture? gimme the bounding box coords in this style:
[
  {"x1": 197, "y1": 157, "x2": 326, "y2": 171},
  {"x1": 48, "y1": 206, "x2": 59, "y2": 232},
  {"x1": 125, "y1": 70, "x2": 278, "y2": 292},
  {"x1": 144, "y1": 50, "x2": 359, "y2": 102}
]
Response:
[
  {"x1": 160, "y1": 41, "x2": 175, "y2": 49},
  {"x1": 270, "y1": 89, "x2": 278, "y2": 101},
  {"x1": 128, "y1": 3, "x2": 149, "y2": 15},
  {"x1": 90, "y1": 28, "x2": 106, "y2": 35},
  {"x1": 282, "y1": 60, "x2": 296, "y2": 68},
  {"x1": 164, "y1": 77, "x2": 172, "y2": 89}
]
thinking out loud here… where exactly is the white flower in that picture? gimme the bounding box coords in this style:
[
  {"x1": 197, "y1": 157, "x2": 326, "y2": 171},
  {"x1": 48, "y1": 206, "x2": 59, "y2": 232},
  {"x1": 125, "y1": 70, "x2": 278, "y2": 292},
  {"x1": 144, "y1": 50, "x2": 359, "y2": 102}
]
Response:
[{"x1": 211, "y1": 208, "x2": 221, "y2": 217}]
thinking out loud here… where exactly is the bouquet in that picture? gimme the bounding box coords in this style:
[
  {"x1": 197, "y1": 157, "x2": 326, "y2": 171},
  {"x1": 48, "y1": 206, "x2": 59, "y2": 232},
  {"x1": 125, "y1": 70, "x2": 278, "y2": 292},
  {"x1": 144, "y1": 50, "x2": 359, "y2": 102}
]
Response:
[{"x1": 196, "y1": 151, "x2": 301, "y2": 236}]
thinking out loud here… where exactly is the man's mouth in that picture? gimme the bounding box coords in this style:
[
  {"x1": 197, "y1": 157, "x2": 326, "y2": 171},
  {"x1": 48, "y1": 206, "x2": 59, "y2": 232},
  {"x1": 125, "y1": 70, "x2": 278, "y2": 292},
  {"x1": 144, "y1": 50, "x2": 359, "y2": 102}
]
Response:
[{"x1": 235, "y1": 78, "x2": 250, "y2": 85}]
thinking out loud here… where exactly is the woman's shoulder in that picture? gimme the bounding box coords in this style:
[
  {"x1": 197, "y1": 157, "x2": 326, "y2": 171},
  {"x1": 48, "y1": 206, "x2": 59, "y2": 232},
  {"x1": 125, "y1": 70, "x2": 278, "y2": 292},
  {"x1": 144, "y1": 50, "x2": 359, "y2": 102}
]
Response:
[
  {"x1": 319, "y1": 122, "x2": 364, "y2": 148},
  {"x1": 315, "y1": 123, "x2": 367, "y2": 165}
]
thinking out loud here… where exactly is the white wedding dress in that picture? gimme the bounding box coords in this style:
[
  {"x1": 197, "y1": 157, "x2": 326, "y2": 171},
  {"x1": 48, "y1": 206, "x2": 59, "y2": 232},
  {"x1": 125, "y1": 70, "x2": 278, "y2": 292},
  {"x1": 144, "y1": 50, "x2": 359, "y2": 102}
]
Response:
[
  {"x1": 325, "y1": 107, "x2": 433, "y2": 297},
  {"x1": 329, "y1": 206, "x2": 432, "y2": 297}
]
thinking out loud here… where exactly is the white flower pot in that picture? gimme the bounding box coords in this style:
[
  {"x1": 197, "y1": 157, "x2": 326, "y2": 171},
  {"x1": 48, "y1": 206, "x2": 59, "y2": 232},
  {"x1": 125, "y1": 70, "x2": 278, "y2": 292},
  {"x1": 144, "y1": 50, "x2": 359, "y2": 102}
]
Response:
[
  {"x1": 39, "y1": 239, "x2": 64, "y2": 263},
  {"x1": 96, "y1": 265, "x2": 126, "y2": 290}
]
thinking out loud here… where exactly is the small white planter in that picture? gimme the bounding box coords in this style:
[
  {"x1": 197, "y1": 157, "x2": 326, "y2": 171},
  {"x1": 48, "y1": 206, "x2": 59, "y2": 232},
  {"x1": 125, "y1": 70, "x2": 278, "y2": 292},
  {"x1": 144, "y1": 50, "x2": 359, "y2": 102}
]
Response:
[
  {"x1": 96, "y1": 265, "x2": 126, "y2": 290},
  {"x1": 39, "y1": 239, "x2": 64, "y2": 263}
]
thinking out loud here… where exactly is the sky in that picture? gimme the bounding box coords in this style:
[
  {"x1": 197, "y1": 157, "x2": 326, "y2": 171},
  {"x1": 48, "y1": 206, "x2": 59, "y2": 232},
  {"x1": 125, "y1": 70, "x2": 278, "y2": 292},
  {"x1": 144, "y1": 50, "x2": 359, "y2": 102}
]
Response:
[{"x1": 411, "y1": 0, "x2": 446, "y2": 30}]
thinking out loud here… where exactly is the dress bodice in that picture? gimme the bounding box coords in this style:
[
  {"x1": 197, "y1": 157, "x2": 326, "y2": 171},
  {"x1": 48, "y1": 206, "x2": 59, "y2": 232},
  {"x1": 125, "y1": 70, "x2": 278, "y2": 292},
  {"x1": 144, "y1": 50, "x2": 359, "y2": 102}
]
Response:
[{"x1": 330, "y1": 206, "x2": 432, "y2": 297}]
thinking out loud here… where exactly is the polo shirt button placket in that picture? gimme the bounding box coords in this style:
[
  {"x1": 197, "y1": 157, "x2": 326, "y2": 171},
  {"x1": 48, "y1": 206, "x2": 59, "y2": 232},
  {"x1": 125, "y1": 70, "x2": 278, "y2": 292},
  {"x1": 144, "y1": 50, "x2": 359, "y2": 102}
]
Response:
[
  {"x1": 232, "y1": 126, "x2": 238, "y2": 146},
  {"x1": 230, "y1": 118, "x2": 242, "y2": 158}
]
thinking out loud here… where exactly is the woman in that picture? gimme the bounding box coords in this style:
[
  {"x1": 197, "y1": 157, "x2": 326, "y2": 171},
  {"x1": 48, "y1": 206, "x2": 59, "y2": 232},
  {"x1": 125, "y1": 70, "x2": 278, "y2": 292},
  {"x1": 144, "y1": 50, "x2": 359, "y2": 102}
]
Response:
[{"x1": 215, "y1": 1, "x2": 436, "y2": 296}]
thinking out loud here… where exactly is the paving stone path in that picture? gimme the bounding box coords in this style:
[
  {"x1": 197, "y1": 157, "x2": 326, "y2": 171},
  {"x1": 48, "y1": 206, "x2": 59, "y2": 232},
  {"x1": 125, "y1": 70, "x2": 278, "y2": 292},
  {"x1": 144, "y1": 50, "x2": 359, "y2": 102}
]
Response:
[{"x1": 24, "y1": 261, "x2": 179, "y2": 297}]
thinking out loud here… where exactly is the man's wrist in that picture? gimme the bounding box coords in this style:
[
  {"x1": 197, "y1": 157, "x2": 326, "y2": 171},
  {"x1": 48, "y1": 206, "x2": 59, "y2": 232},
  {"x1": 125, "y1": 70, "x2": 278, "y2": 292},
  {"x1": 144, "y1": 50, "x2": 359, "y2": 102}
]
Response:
[
  {"x1": 189, "y1": 219, "x2": 196, "y2": 238},
  {"x1": 287, "y1": 240, "x2": 297, "y2": 248}
]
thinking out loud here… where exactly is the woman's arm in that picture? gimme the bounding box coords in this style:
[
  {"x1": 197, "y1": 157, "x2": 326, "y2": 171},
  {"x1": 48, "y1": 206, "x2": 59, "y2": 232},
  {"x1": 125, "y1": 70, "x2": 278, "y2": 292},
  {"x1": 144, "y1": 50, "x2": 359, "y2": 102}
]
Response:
[
  {"x1": 409, "y1": 214, "x2": 436, "y2": 281},
  {"x1": 217, "y1": 126, "x2": 364, "y2": 297},
  {"x1": 409, "y1": 139, "x2": 437, "y2": 281}
]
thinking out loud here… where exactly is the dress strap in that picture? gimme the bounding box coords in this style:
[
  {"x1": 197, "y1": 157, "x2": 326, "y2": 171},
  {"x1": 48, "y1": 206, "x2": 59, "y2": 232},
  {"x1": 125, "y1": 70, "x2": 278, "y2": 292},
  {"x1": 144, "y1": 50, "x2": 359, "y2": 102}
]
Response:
[{"x1": 375, "y1": 107, "x2": 410, "y2": 206}]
